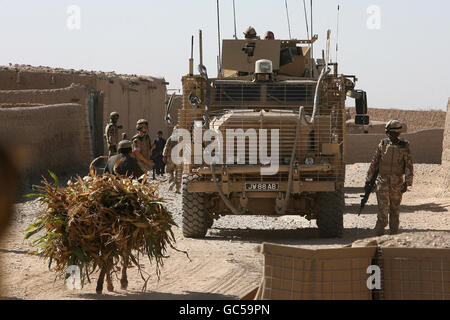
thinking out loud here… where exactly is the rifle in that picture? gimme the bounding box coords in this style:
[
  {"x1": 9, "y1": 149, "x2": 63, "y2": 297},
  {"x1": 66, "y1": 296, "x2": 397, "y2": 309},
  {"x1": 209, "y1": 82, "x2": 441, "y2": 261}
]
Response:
[{"x1": 358, "y1": 169, "x2": 378, "y2": 216}]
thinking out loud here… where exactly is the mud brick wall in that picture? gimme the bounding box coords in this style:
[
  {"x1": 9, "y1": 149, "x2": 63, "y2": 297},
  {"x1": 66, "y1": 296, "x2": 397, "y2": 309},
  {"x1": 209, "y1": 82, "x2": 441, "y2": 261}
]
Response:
[
  {"x1": 348, "y1": 107, "x2": 446, "y2": 133},
  {"x1": 0, "y1": 103, "x2": 92, "y2": 182},
  {"x1": 345, "y1": 129, "x2": 444, "y2": 164},
  {"x1": 441, "y1": 99, "x2": 450, "y2": 164},
  {"x1": 441, "y1": 99, "x2": 450, "y2": 191},
  {"x1": 0, "y1": 83, "x2": 89, "y2": 105},
  {"x1": 95, "y1": 77, "x2": 168, "y2": 140},
  {"x1": 0, "y1": 66, "x2": 169, "y2": 140},
  {"x1": 0, "y1": 67, "x2": 97, "y2": 90}
]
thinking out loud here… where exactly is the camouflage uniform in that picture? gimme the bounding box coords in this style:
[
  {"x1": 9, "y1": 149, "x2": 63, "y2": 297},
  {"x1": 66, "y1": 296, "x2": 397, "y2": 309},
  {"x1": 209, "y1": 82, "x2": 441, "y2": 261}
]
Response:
[
  {"x1": 105, "y1": 112, "x2": 121, "y2": 156},
  {"x1": 366, "y1": 120, "x2": 413, "y2": 235},
  {"x1": 163, "y1": 129, "x2": 180, "y2": 193},
  {"x1": 131, "y1": 119, "x2": 153, "y2": 173},
  {"x1": 132, "y1": 133, "x2": 153, "y2": 173},
  {"x1": 244, "y1": 26, "x2": 258, "y2": 39}
]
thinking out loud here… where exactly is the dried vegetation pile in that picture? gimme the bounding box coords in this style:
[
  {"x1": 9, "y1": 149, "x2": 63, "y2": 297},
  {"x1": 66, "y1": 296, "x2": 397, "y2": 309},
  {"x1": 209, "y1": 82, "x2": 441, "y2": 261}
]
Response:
[{"x1": 25, "y1": 173, "x2": 180, "y2": 289}]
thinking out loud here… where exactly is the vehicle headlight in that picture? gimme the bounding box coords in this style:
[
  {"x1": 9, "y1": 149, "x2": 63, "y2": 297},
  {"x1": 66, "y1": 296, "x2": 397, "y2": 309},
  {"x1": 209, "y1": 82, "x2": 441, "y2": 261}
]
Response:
[{"x1": 305, "y1": 157, "x2": 315, "y2": 165}]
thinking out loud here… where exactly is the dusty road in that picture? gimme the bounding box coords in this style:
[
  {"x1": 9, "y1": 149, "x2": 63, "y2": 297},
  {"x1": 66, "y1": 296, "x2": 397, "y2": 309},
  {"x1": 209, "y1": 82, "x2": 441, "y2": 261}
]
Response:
[{"x1": 1, "y1": 163, "x2": 449, "y2": 299}]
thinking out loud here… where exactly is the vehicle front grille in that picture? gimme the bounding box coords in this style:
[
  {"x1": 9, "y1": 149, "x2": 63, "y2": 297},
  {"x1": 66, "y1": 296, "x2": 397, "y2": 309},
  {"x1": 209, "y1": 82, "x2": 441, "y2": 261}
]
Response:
[{"x1": 211, "y1": 81, "x2": 316, "y2": 109}]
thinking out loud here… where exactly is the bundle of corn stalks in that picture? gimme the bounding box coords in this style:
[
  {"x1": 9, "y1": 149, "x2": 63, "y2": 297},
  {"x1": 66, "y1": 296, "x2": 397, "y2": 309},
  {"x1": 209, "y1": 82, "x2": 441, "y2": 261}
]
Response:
[{"x1": 25, "y1": 172, "x2": 184, "y2": 293}]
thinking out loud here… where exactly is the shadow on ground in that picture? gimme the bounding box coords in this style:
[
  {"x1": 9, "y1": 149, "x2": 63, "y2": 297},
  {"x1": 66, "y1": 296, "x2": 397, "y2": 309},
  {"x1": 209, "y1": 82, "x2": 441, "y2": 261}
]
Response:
[
  {"x1": 207, "y1": 227, "x2": 372, "y2": 245},
  {"x1": 346, "y1": 203, "x2": 450, "y2": 214},
  {"x1": 74, "y1": 290, "x2": 234, "y2": 300},
  {"x1": 206, "y1": 226, "x2": 450, "y2": 246},
  {"x1": 344, "y1": 187, "x2": 365, "y2": 195}
]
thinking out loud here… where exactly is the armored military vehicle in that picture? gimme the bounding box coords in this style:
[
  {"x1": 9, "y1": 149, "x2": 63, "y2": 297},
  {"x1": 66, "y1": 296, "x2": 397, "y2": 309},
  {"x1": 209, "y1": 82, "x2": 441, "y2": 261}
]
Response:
[{"x1": 167, "y1": 29, "x2": 368, "y2": 238}]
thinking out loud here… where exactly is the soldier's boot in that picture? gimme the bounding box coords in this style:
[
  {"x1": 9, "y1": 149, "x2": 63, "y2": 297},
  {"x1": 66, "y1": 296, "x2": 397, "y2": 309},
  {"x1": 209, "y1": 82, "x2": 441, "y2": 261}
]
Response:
[
  {"x1": 374, "y1": 220, "x2": 386, "y2": 236},
  {"x1": 389, "y1": 213, "x2": 400, "y2": 235},
  {"x1": 389, "y1": 228, "x2": 398, "y2": 235}
]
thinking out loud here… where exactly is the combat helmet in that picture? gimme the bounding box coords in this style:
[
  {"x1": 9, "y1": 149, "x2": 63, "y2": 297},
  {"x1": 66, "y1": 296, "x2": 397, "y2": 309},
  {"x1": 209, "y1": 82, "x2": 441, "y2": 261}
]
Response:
[
  {"x1": 136, "y1": 119, "x2": 149, "y2": 130},
  {"x1": 110, "y1": 111, "x2": 119, "y2": 119},
  {"x1": 118, "y1": 139, "x2": 132, "y2": 150},
  {"x1": 244, "y1": 26, "x2": 257, "y2": 39},
  {"x1": 385, "y1": 120, "x2": 402, "y2": 132}
]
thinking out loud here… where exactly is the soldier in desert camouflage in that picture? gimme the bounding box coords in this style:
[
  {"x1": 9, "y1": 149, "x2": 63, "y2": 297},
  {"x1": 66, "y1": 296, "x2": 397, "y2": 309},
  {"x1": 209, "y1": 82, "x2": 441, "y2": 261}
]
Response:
[
  {"x1": 244, "y1": 26, "x2": 259, "y2": 40},
  {"x1": 104, "y1": 112, "x2": 122, "y2": 156},
  {"x1": 163, "y1": 126, "x2": 180, "y2": 193},
  {"x1": 365, "y1": 120, "x2": 414, "y2": 236},
  {"x1": 132, "y1": 119, "x2": 155, "y2": 174}
]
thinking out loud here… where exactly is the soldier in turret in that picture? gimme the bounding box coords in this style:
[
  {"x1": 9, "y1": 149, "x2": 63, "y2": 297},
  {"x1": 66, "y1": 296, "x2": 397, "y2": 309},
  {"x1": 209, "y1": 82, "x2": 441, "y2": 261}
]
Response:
[
  {"x1": 365, "y1": 120, "x2": 414, "y2": 236},
  {"x1": 264, "y1": 31, "x2": 275, "y2": 40},
  {"x1": 244, "y1": 26, "x2": 259, "y2": 40}
]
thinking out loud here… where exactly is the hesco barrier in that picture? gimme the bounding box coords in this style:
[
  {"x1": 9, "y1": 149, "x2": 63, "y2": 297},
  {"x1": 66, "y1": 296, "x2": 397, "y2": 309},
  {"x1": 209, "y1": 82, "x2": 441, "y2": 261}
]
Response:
[
  {"x1": 255, "y1": 243, "x2": 376, "y2": 300},
  {"x1": 253, "y1": 243, "x2": 450, "y2": 300},
  {"x1": 382, "y1": 248, "x2": 450, "y2": 300}
]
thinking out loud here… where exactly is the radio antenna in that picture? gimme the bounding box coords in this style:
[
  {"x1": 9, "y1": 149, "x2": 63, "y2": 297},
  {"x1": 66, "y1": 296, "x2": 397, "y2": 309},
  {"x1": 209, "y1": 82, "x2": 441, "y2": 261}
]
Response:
[
  {"x1": 336, "y1": 4, "x2": 340, "y2": 63},
  {"x1": 232, "y1": 0, "x2": 237, "y2": 39},
  {"x1": 189, "y1": 35, "x2": 194, "y2": 75},
  {"x1": 310, "y1": 0, "x2": 314, "y2": 58},
  {"x1": 216, "y1": 0, "x2": 222, "y2": 74},
  {"x1": 284, "y1": 0, "x2": 292, "y2": 39},
  {"x1": 302, "y1": 0, "x2": 310, "y2": 40}
]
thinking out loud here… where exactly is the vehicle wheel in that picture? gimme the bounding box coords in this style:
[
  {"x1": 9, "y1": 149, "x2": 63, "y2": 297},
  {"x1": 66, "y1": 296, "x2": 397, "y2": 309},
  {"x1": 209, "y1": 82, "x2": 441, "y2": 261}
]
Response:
[
  {"x1": 182, "y1": 174, "x2": 207, "y2": 238},
  {"x1": 316, "y1": 184, "x2": 344, "y2": 238}
]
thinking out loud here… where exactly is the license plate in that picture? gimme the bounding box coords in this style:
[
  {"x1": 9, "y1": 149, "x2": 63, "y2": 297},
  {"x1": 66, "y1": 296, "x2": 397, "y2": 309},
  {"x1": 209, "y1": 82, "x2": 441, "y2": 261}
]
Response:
[{"x1": 245, "y1": 183, "x2": 279, "y2": 191}]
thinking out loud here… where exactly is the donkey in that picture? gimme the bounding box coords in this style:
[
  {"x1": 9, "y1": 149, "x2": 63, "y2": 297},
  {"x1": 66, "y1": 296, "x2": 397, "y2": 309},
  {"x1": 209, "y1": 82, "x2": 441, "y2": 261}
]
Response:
[{"x1": 95, "y1": 245, "x2": 130, "y2": 294}]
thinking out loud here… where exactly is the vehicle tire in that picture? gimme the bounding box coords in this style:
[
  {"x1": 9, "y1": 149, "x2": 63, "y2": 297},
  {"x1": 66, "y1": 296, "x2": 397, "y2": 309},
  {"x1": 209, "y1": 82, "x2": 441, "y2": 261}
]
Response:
[
  {"x1": 316, "y1": 184, "x2": 344, "y2": 238},
  {"x1": 182, "y1": 174, "x2": 207, "y2": 238}
]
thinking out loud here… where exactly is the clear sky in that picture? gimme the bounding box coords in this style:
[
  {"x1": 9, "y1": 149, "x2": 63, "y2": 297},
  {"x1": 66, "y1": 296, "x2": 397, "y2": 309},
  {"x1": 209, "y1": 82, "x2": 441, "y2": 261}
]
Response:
[{"x1": 0, "y1": 0, "x2": 449, "y2": 109}]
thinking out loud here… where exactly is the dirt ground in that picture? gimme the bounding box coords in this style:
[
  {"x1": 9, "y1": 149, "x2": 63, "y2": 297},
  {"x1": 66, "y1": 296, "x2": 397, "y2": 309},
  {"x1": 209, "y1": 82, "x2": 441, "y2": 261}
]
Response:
[{"x1": 1, "y1": 163, "x2": 449, "y2": 300}]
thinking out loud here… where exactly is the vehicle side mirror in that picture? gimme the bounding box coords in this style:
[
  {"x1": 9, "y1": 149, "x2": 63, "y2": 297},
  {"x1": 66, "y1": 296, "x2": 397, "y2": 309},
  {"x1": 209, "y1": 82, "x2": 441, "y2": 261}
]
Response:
[
  {"x1": 355, "y1": 115, "x2": 370, "y2": 125},
  {"x1": 351, "y1": 90, "x2": 370, "y2": 125},
  {"x1": 355, "y1": 90, "x2": 368, "y2": 115}
]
